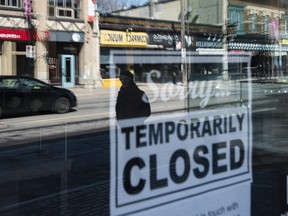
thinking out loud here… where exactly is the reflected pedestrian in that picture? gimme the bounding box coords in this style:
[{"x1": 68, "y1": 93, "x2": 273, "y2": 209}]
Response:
[
  {"x1": 172, "y1": 71, "x2": 177, "y2": 84},
  {"x1": 116, "y1": 70, "x2": 151, "y2": 121}
]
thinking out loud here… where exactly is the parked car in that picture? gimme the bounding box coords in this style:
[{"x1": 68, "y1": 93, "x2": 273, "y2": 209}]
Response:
[{"x1": 0, "y1": 75, "x2": 77, "y2": 117}]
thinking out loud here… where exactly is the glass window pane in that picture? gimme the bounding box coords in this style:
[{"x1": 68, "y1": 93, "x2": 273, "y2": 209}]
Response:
[
  {"x1": 57, "y1": 0, "x2": 63, "y2": 7},
  {"x1": 3, "y1": 1, "x2": 288, "y2": 216},
  {"x1": 11, "y1": 0, "x2": 17, "y2": 6},
  {"x1": 48, "y1": 0, "x2": 54, "y2": 6},
  {"x1": 66, "y1": 0, "x2": 72, "y2": 8}
]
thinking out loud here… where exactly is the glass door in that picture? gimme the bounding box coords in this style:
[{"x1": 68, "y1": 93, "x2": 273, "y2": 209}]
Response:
[{"x1": 61, "y1": 55, "x2": 75, "y2": 88}]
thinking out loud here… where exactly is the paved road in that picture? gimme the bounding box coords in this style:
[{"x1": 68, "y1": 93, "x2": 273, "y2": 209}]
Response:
[{"x1": 1, "y1": 79, "x2": 288, "y2": 215}]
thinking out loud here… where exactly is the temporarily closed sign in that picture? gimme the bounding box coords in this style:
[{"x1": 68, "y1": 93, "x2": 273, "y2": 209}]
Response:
[{"x1": 110, "y1": 107, "x2": 252, "y2": 215}]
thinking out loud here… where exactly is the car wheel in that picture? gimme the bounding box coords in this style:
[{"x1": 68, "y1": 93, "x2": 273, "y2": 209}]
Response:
[{"x1": 54, "y1": 97, "x2": 71, "y2": 114}]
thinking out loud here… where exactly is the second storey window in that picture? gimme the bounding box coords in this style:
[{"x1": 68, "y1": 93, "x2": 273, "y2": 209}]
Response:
[
  {"x1": 264, "y1": 15, "x2": 270, "y2": 33},
  {"x1": 49, "y1": 0, "x2": 82, "y2": 19},
  {"x1": 229, "y1": 5, "x2": 244, "y2": 34},
  {"x1": 0, "y1": 0, "x2": 22, "y2": 8},
  {"x1": 250, "y1": 13, "x2": 257, "y2": 33}
]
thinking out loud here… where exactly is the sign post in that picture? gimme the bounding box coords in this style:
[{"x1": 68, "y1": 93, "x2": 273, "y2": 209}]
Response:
[{"x1": 26, "y1": 45, "x2": 35, "y2": 58}]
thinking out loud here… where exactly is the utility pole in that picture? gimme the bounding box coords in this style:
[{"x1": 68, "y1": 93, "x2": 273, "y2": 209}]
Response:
[
  {"x1": 222, "y1": 0, "x2": 229, "y2": 81},
  {"x1": 181, "y1": 0, "x2": 187, "y2": 86},
  {"x1": 92, "y1": 0, "x2": 102, "y2": 87},
  {"x1": 150, "y1": 0, "x2": 156, "y2": 18}
]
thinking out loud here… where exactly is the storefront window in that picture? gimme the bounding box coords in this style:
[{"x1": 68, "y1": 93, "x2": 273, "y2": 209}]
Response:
[{"x1": 3, "y1": 0, "x2": 288, "y2": 216}]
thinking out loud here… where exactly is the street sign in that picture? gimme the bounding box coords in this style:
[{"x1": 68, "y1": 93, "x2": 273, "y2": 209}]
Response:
[{"x1": 26, "y1": 45, "x2": 35, "y2": 58}]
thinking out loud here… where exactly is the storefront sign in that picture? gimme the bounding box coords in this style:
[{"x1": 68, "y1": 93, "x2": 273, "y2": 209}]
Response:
[
  {"x1": 49, "y1": 31, "x2": 84, "y2": 43},
  {"x1": 196, "y1": 39, "x2": 223, "y2": 49},
  {"x1": 0, "y1": 28, "x2": 47, "y2": 41},
  {"x1": 148, "y1": 32, "x2": 179, "y2": 48},
  {"x1": 280, "y1": 39, "x2": 288, "y2": 45},
  {"x1": 100, "y1": 30, "x2": 147, "y2": 47}
]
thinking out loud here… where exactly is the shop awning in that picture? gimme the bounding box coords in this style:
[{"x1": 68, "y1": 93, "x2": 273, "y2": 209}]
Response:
[{"x1": 228, "y1": 42, "x2": 288, "y2": 51}]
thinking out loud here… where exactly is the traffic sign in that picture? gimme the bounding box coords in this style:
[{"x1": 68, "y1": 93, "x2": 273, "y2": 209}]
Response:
[{"x1": 26, "y1": 45, "x2": 35, "y2": 58}]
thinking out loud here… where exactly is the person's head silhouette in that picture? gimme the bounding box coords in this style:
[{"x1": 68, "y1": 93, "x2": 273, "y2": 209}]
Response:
[{"x1": 119, "y1": 70, "x2": 134, "y2": 87}]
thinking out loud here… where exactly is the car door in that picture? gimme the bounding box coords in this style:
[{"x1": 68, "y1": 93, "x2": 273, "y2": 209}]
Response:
[
  {"x1": 19, "y1": 78, "x2": 55, "y2": 112},
  {"x1": 1, "y1": 77, "x2": 27, "y2": 115}
]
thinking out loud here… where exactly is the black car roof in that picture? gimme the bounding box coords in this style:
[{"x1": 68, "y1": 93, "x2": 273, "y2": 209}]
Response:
[
  {"x1": 0, "y1": 75, "x2": 53, "y2": 86},
  {"x1": 0, "y1": 75, "x2": 33, "y2": 79}
]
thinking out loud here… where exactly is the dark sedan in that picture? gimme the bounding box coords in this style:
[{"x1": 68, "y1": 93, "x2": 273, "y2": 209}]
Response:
[{"x1": 0, "y1": 76, "x2": 77, "y2": 117}]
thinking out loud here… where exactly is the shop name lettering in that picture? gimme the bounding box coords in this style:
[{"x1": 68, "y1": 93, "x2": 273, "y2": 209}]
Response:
[
  {"x1": 152, "y1": 33, "x2": 178, "y2": 45},
  {"x1": 196, "y1": 41, "x2": 222, "y2": 48},
  {"x1": 106, "y1": 33, "x2": 147, "y2": 43},
  {"x1": 146, "y1": 70, "x2": 231, "y2": 108},
  {"x1": 120, "y1": 113, "x2": 246, "y2": 195},
  {"x1": 0, "y1": 33, "x2": 20, "y2": 39}
]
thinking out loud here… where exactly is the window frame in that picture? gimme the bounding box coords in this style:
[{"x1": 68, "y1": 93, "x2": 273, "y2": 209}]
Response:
[
  {"x1": 48, "y1": 0, "x2": 82, "y2": 20},
  {"x1": 0, "y1": 0, "x2": 22, "y2": 8},
  {"x1": 264, "y1": 15, "x2": 270, "y2": 33},
  {"x1": 249, "y1": 13, "x2": 257, "y2": 33},
  {"x1": 229, "y1": 5, "x2": 245, "y2": 34}
]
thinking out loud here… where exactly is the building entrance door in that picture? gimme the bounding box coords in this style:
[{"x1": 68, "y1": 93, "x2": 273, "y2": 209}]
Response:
[{"x1": 61, "y1": 55, "x2": 75, "y2": 88}]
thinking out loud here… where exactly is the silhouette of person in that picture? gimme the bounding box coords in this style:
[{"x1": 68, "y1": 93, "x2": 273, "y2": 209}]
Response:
[
  {"x1": 116, "y1": 70, "x2": 151, "y2": 121},
  {"x1": 172, "y1": 71, "x2": 177, "y2": 84}
]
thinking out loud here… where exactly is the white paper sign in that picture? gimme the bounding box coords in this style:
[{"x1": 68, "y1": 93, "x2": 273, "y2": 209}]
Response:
[{"x1": 110, "y1": 107, "x2": 252, "y2": 215}]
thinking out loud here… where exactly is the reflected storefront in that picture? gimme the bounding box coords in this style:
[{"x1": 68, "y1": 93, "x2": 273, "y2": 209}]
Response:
[
  {"x1": 100, "y1": 29, "x2": 148, "y2": 87},
  {"x1": 0, "y1": 28, "x2": 41, "y2": 77},
  {"x1": 48, "y1": 31, "x2": 84, "y2": 87},
  {"x1": 3, "y1": 0, "x2": 288, "y2": 216},
  {"x1": 228, "y1": 35, "x2": 288, "y2": 78}
]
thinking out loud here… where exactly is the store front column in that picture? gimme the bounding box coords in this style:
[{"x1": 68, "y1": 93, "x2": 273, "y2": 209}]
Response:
[
  {"x1": 2, "y1": 41, "x2": 16, "y2": 75},
  {"x1": 79, "y1": 29, "x2": 102, "y2": 88},
  {"x1": 35, "y1": 40, "x2": 49, "y2": 83}
]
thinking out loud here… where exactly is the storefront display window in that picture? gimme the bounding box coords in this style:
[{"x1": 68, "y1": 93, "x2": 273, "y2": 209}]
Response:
[{"x1": 2, "y1": 0, "x2": 288, "y2": 215}]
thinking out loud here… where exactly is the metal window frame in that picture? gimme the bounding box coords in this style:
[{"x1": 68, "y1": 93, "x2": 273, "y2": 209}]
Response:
[
  {"x1": 49, "y1": 0, "x2": 82, "y2": 19},
  {"x1": 0, "y1": 0, "x2": 22, "y2": 8},
  {"x1": 55, "y1": 7, "x2": 74, "y2": 18}
]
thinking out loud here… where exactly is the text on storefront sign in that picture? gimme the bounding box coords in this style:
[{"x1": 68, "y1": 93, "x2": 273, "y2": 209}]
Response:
[{"x1": 100, "y1": 30, "x2": 147, "y2": 47}]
